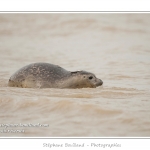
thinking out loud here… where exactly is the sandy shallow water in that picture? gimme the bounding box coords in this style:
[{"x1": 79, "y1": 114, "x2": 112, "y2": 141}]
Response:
[{"x1": 0, "y1": 13, "x2": 150, "y2": 137}]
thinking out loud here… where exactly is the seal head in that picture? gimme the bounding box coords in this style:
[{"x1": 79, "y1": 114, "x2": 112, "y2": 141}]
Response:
[{"x1": 60, "y1": 71, "x2": 103, "y2": 88}]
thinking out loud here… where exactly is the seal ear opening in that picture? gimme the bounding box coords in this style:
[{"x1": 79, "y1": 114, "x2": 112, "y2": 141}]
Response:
[
  {"x1": 71, "y1": 70, "x2": 82, "y2": 75},
  {"x1": 71, "y1": 71, "x2": 78, "y2": 75}
]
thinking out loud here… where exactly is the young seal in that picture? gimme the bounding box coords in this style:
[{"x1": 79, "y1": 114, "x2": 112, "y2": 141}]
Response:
[{"x1": 8, "y1": 63, "x2": 103, "y2": 89}]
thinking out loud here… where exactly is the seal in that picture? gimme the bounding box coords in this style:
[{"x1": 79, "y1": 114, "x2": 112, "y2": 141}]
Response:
[{"x1": 8, "y1": 62, "x2": 103, "y2": 89}]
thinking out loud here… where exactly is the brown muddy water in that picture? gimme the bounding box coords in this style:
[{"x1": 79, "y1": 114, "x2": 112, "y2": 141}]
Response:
[{"x1": 0, "y1": 13, "x2": 150, "y2": 137}]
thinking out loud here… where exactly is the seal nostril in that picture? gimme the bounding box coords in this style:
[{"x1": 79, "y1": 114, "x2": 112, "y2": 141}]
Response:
[
  {"x1": 99, "y1": 79, "x2": 103, "y2": 84},
  {"x1": 96, "y1": 79, "x2": 103, "y2": 86}
]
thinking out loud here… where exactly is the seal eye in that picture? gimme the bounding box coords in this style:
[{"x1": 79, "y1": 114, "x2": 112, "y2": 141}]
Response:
[{"x1": 89, "y1": 76, "x2": 93, "y2": 80}]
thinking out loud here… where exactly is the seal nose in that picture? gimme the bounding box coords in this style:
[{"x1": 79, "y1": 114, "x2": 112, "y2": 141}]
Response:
[{"x1": 96, "y1": 79, "x2": 103, "y2": 86}]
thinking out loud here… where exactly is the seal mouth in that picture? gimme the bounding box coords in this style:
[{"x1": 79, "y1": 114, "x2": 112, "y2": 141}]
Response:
[{"x1": 96, "y1": 79, "x2": 103, "y2": 87}]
